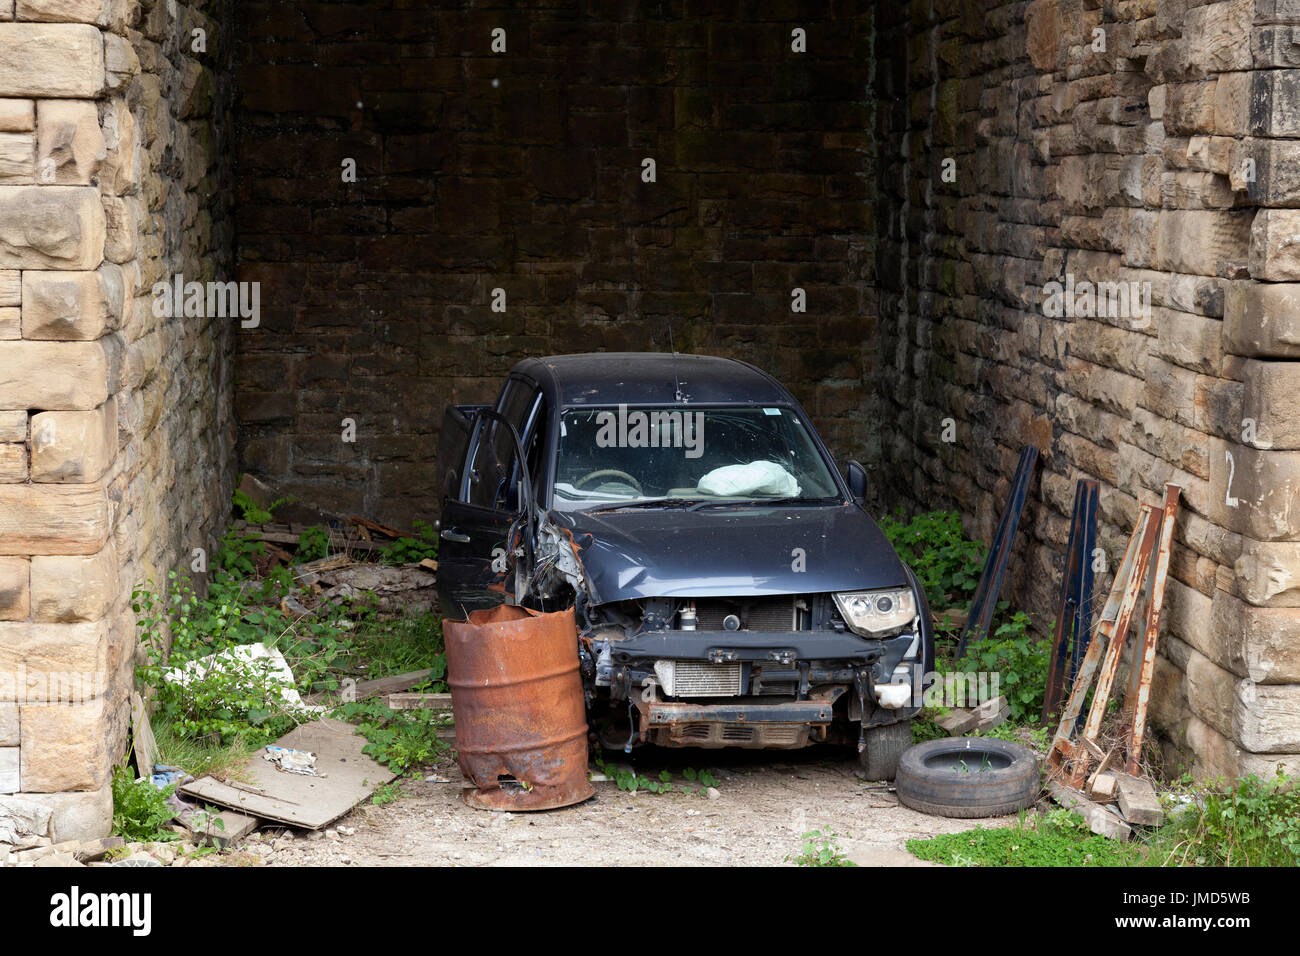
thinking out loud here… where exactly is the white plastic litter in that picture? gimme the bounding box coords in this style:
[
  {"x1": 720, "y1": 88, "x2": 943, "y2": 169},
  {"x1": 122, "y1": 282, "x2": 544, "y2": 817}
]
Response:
[
  {"x1": 263, "y1": 746, "x2": 319, "y2": 776},
  {"x1": 163, "y1": 642, "x2": 325, "y2": 716},
  {"x1": 696, "y1": 460, "x2": 801, "y2": 498}
]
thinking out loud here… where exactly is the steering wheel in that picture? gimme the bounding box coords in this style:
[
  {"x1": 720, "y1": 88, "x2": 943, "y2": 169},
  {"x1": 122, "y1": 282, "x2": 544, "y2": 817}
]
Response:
[{"x1": 575, "y1": 469, "x2": 644, "y2": 495}]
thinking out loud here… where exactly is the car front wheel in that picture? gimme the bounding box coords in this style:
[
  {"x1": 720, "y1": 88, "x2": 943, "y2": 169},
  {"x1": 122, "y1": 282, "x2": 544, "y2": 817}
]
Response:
[{"x1": 856, "y1": 719, "x2": 913, "y2": 781}]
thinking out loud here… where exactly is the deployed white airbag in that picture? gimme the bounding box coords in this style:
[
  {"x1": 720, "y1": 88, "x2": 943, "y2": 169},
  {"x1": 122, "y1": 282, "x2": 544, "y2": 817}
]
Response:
[{"x1": 696, "y1": 460, "x2": 801, "y2": 497}]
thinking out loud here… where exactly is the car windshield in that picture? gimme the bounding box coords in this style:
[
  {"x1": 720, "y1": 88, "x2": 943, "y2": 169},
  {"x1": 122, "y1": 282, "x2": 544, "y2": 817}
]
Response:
[{"x1": 553, "y1": 404, "x2": 843, "y2": 510}]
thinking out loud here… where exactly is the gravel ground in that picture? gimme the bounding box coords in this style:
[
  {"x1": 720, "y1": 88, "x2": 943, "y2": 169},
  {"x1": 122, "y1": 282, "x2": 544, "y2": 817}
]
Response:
[{"x1": 213, "y1": 745, "x2": 1022, "y2": 867}]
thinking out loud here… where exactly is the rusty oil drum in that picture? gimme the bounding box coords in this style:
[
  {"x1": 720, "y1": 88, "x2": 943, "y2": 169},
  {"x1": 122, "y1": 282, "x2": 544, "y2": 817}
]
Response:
[{"x1": 444, "y1": 604, "x2": 594, "y2": 811}]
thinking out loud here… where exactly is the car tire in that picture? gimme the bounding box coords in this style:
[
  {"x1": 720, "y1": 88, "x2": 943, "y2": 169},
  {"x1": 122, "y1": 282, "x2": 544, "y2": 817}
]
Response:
[
  {"x1": 857, "y1": 719, "x2": 913, "y2": 781},
  {"x1": 895, "y1": 738, "x2": 1040, "y2": 818}
]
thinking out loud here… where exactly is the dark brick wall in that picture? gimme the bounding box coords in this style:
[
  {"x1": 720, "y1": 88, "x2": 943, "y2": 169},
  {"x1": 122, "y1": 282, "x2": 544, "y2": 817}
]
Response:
[{"x1": 231, "y1": 1, "x2": 878, "y2": 525}]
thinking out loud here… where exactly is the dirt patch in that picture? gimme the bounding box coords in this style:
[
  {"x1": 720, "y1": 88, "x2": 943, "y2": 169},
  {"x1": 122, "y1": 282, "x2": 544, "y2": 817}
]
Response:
[{"x1": 237, "y1": 746, "x2": 1020, "y2": 867}]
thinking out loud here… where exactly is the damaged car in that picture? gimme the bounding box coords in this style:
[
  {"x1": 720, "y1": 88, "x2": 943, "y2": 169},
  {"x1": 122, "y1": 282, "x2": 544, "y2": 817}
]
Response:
[{"x1": 435, "y1": 353, "x2": 933, "y2": 779}]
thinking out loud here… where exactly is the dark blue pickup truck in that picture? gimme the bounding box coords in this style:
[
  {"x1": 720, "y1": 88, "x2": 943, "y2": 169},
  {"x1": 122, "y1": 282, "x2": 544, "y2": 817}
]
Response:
[{"x1": 436, "y1": 352, "x2": 933, "y2": 778}]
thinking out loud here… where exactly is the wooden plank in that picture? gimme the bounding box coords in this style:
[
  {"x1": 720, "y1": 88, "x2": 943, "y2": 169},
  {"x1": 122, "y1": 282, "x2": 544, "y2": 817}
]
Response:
[
  {"x1": 1087, "y1": 771, "x2": 1118, "y2": 803},
  {"x1": 130, "y1": 692, "x2": 159, "y2": 781},
  {"x1": 972, "y1": 695, "x2": 1008, "y2": 732},
  {"x1": 355, "y1": 669, "x2": 441, "y2": 700},
  {"x1": 1113, "y1": 772, "x2": 1165, "y2": 826},
  {"x1": 181, "y1": 717, "x2": 397, "y2": 830},
  {"x1": 387, "y1": 692, "x2": 454, "y2": 712}
]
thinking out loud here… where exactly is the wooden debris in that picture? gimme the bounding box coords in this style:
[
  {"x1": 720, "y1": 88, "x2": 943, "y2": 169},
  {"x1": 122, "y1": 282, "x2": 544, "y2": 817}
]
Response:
[
  {"x1": 178, "y1": 808, "x2": 261, "y2": 849},
  {"x1": 353, "y1": 668, "x2": 441, "y2": 700},
  {"x1": 1048, "y1": 780, "x2": 1132, "y2": 841},
  {"x1": 972, "y1": 695, "x2": 1009, "y2": 732},
  {"x1": 1087, "y1": 771, "x2": 1117, "y2": 803},
  {"x1": 350, "y1": 516, "x2": 407, "y2": 539},
  {"x1": 181, "y1": 717, "x2": 397, "y2": 830},
  {"x1": 130, "y1": 692, "x2": 159, "y2": 781},
  {"x1": 935, "y1": 709, "x2": 978, "y2": 736},
  {"x1": 1113, "y1": 772, "x2": 1165, "y2": 826},
  {"x1": 387, "y1": 692, "x2": 454, "y2": 712}
]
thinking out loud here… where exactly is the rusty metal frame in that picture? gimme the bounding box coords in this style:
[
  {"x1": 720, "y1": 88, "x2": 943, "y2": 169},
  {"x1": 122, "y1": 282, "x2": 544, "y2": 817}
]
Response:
[
  {"x1": 1047, "y1": 501, "x2": 1155, "y2": 787},
  {"x1": 1121, "y1": 484, "x2": 1181, "y2": 775},
  {"x1": 1045, "y1": 485, "x2": 1181, "y2": 788}
]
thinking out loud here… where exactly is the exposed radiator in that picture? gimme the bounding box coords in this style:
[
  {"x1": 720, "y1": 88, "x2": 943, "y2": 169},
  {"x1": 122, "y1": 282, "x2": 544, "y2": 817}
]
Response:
[
  {"x1": 654, "y1": 660, "x2": 744, "y2": 697},
  {"x1": 692, "y1": 596, "x2": 798, "y2": 631}
]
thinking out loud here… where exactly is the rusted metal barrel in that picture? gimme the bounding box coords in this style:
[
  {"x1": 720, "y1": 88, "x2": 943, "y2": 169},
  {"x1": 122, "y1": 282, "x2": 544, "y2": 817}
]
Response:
[{"x1": 444, "y1": 604, "x2": 594, "y2": 811}]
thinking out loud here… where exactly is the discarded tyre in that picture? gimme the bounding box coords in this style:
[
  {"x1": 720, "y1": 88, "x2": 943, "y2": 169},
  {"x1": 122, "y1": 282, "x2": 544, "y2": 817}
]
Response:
[
  {"x1": 895, "y1": 738, "x2": 1040, "y2": 818},
  {"x1": 445, "y1": 604, "x2": 595, "y2": 812}
]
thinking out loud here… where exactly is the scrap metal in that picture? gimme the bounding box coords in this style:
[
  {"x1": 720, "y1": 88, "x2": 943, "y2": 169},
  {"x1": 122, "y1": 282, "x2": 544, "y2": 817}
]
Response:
[
  {"x1": 1041, "y1": 479, "x2": 1099, "y2": 727},
  {"x1": 1046, "y1": 484, "x2": 1181, "y2": 790},
  {"x1": 956, "y1": 445, "x2": 1039, "y2": 658},
  {"x1": 444, "y1": 604, "x2": 594, "y2": 812}
]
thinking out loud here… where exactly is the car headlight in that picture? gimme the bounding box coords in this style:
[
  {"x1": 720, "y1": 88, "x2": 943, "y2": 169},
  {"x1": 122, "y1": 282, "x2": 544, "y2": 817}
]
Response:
[{"x1": 834, "y1": 588, "x2": 917, "y2": 636}]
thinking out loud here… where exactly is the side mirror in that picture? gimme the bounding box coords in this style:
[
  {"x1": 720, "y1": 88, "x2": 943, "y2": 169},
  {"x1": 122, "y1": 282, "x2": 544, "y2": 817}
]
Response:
[{"x1": 844, "y1": 459, "x2": 867, "y2": 503}]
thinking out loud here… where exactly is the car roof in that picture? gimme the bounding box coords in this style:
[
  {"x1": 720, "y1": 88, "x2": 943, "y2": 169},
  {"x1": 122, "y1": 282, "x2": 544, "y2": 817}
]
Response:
[{"x1": 513, "y1": 353, "x2": 796, "y2": 407}]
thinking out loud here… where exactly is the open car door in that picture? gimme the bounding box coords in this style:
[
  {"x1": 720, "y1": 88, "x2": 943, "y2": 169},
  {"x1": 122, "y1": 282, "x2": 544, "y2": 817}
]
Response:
[{"x1": 437, "y1": 408, "x2": 536, "y2": 617}]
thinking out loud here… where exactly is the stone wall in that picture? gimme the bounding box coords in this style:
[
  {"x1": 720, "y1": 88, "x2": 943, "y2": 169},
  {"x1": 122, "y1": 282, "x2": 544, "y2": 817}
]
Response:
[
  {"x1": 875, "y1": 0, "x2": 1300, "y2": 781},
  {"x1": 231, "y1": 1, "x2": 879, "y2": 526},
  {"x1": 0, "y1": 0, "x2": 234, "y2": 838}
]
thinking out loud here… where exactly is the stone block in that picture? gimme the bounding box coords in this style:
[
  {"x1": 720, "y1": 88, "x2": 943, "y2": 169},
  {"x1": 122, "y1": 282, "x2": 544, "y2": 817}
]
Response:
[
  {"x1": 1156, "y1": 209, "x2": 1252, "y2": 275},
  {"x1": 1213, "y1": 71, "x2": 1249, "y2": 136},
  {"x1": 35, "y1": 99, "x2": 102, "y2": 185},
  {"x1": 0, "y1": 410, "x2": 23, "y2": 441},
  {"x1": 30, "y1": 543, "x2": 114, "y2": 622},
  {"x1": 1223, "y1": 280, "x2": 1300, "y2": 357},
  {"x1": 0, "y1": 702, "x2": 16, "y2": 746},
  {"x1": 99, "y1": 96, "x2": 134, "y2": 194},
  {"x1": 0, "y1": 23, "x2": 103, "y2": 97},
  {"x1": 1213, "y1": 591, "x2": 1300, "y2": 683},
  {"x1": 19, "y1": 268, "x2": 117, "y2": 339},
  {"x1": 0, "y1": 620, "x2": 110, "y2": 701},
  {"x1": 0, "y1": 130, "x2": 33, "y2": 183},
  {"x1": 0, "y1": 99, "x2": 34, "y2": 132},
  {"x1": 1210, "y1": 438, "x2": 1300, "y2": 540},
  {"x1": 0, "y1": 339, "x2": 107, "y2": 408},
  {"x1": 1239, "y1": 359, "x2": 1300, "y2": 449},
  {"x1": 0, "y1": 442, "x2": 25, "y2": 481},
  {"x1": 0, "y1": 185, "x2": 104, "y2": 269},
  {"x1": 1235, "y1": 681, "x2": 1300, "y2": 753},
  {"x1": 1249, "y1": 69, "x2": 1300, "y2": 137},
  {"x1": 1230, "y1": 538, "x2": 1300, "y2": 607},
  {"x1": 0, "y1": 555, "x2": 27, "y2": 620},
  {"x1": 20, "y1": 701, "x2": 114, "y2": 791},
  {"x1": 30, "y1": 397, "x2": 114, "y2": 482},
  {"x1": 0, "y1": 746, "x2": 16, "y2": 792},
  {"x1": 1248, "y1": 209, "x2": 1300, "y2": 279},
  {"x1": 19, "y1": 784, "x2": 111, "y2": 841},
  {"x1": 0, "y1": 484, "x2": 109, "y2": 555},
  {"x1": 0, "y1": 305, "x2": 16, "y2": 338},
  {"x1": 1182, "y1": 0, "x2": 1252, "y2": 75},
  {"x1": 15, "y1": 0, "x2": 107, "y2": 22}
]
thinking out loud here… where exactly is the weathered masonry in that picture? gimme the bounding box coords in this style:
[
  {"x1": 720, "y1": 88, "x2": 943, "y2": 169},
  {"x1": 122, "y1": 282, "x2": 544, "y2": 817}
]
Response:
[
  {"x1": 0, "y1": 0, "x2": 1297, "y2": 838},
  {"x1": 0, "y1": 0, "x2": 233, "y2": 837}
]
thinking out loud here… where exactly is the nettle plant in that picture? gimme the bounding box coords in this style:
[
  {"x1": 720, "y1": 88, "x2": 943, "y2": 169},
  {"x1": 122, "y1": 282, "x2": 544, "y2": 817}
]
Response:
[{"x1": 133, "y1": 571, "x2": 322, "y2": 744}]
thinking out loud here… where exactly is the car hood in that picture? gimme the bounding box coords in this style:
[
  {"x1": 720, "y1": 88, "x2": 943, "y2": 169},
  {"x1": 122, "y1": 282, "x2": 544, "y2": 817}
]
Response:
[{"x1": 547, "y1": 502, "x2": 909, "y2": 605}]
